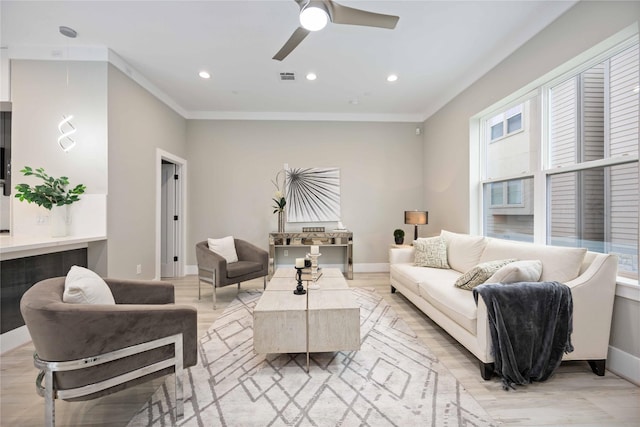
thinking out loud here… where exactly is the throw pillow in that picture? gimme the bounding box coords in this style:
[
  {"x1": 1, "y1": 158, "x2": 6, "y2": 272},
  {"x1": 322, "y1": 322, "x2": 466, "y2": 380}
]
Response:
[
  {"x1": 455, "y1": 259, "x2": 517, "y2": 290},
  {"x1": 487, "y1": 260, "x2": 543, "y2": 284},
  {"x1": 440, "y1": 230, "x2": 488, "y2": 273},
  {"x1": 63, "y1": 265, "x2": 116, "y2": 305},
  {"x1": 208, "y1": 236, "x2": 239, "y2": 263},
  {"x1": 414, "y1": 236, "x2": 450, "y2": 269}
]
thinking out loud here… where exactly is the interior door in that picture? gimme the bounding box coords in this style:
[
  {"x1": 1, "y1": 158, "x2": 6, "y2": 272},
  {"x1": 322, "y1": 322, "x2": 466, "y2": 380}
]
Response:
[{"x1": 161, "y1": 162, "x2": 178, "y2": 277}]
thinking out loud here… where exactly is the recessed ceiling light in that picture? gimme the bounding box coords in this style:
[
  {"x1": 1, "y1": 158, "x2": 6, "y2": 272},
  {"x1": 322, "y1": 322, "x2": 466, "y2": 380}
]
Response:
[
  {"x1": 387, "y1": 74, "x2": 398, "y2": 82},
  {"x1": 199, "y1": 71, "x2": 211, "y2": 79},
  {"x1": 59, "y1": 26, "x2": 77, "y2": 38},
  {"x1": 306, "y1": 73, "x2": 317, "y2": 81}
]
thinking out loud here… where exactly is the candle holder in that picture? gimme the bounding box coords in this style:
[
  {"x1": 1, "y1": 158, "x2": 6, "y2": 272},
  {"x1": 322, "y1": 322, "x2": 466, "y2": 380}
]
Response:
[
  {"x1": 308, "y1": 253, "x2": 321, "y2": 290},
  {"x1": 293, "y1": 267, "x2": 306, "y2": 295}
]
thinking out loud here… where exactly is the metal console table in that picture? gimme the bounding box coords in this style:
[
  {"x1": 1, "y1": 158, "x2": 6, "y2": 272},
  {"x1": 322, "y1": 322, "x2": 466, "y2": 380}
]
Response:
[{"x1": 268, "y1": 231, "x2": 353, "y2": 279}]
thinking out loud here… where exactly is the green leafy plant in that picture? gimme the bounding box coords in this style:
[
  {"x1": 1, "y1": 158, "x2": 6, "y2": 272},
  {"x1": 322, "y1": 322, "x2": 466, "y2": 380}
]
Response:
[
  {"x1": 14, "y1": 166, "x2": 86, "y2": 210},
  {"x1": 271, "y1": 170, "x2": 286, "y2": 214},
  {"x1": 393, "y1": 229, "x2": 405, "y2": 239}
]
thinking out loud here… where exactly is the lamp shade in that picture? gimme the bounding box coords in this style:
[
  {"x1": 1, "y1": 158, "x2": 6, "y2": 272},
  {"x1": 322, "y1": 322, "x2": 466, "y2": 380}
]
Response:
[{"x1": 404, "y1": 211, "x2": 428, "y2": 225}]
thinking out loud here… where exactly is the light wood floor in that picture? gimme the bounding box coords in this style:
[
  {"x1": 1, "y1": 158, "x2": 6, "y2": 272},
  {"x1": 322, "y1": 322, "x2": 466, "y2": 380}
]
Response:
[{"x1": 2, "y1": 273, "x2": 638, "y2": 426}]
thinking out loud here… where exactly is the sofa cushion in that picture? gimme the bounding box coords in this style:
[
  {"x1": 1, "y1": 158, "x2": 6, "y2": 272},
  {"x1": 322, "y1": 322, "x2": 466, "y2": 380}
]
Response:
[
  {"x1": 454, "y1": 259, "x2": 516, "y2": 290},
  {"x1": 441, "y1": 230, "x2": 488, "y2": 273},
  {"x1": 208, "y1": 236, "x2": 239, "y2": 263},
  {"x1": 63, "y1": 266, "x2": 115, "y2": 305},
  {"x1": 414, "y1": 236, "x2": 450, "y2": 269},
  {"x1": 390, "y1": 264, "x2": 424, "y2": 295},
  {"x1": 418, "y1": 279, "x2": 478, "y2": 335},
  {"x1": 227, "y1": 261, "x2": 263, "y2": 279},
  {"x1": 487, "y1": 260, "x2": 543, "y2": 284},
  {"x1": 479, "y1": 239, "x2": 587, "y2": 283}
]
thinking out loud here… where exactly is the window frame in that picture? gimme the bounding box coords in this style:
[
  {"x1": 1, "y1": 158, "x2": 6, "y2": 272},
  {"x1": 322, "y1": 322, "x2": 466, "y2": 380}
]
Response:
[{"x1": 472, "y1": 31, "x2": 639, "y2": 283}]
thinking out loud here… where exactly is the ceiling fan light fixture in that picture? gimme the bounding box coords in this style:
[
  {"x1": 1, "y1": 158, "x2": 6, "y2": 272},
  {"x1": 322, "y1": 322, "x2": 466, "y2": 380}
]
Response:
[{"x1": 300, "y1": 6, "x2": 329, "y2": 31}]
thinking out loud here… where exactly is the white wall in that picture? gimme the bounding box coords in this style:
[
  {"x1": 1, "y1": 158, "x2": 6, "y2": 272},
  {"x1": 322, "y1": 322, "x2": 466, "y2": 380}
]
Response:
[
  {"x1": 186, "y1": 120, "x2": 425, "y2": 269},
  {"x1": 10, "y1": 60, "x2": 107, "y2": 237},
  {"x1": 107, "y1": 64, "x2": 187, "y2": 279},
  {"x1": 422, "y1": 0, "x2": 640, "y2": 381}
]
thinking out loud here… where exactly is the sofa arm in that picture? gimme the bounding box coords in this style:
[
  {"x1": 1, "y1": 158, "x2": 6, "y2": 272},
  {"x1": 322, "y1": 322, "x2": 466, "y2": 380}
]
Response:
[
  {"x1": 24, "y1": 302, "x2": 198, "y2": 366},
  {"x1": 389, "y1": 247, "x2": 415, "y2": 264},
  {"x1": 563, "y1": 253, "x2": 618, "y2": 360},
  {"x1": 106, "y1": 279, "x2": 175, "y2": 304},
  {"x1": 235, "y1": 239, "x2": 268, "y2": 265},
  {"x1": 196, "y1": 242, "x2": 227, "y2": 285}
]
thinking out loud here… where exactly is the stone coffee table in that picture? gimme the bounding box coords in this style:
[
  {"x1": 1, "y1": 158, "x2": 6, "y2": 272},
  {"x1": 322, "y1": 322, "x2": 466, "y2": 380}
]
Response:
[{"x1": 253, "y1": 268, "x2": 360, "y2": 369}]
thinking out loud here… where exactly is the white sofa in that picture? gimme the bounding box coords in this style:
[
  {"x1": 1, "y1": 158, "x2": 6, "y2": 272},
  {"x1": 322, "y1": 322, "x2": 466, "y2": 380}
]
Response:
[{"x1": 389, "y1": 230, "x2": 618, "y2": 379}]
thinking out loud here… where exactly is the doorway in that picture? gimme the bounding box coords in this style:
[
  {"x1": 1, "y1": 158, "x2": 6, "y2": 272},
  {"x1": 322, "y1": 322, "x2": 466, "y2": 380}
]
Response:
[{"x1": 156, "y1": 150, "x2": 186, "y2": 279}]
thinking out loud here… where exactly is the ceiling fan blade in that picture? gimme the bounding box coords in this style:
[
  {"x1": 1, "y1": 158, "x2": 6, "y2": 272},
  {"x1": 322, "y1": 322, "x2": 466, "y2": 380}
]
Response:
[
  {"x1": 327, "y1": 1, "x2": 399, "y2": 29},
  {"x1": 273, "y1": 27, "x2": 311, "y2": 61}
]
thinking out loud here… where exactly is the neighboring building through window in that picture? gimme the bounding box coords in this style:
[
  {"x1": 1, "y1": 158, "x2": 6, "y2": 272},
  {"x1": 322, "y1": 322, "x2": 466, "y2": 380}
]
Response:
[{"x1": 488, "y1": 105, "x2": 523, "y2": 143}]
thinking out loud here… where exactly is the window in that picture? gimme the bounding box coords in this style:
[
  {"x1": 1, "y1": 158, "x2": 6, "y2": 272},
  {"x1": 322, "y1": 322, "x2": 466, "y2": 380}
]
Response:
[
  {"x1": 548, "y1": 164, "x2": 638, "y2": 277},
  {"x1": 476, "y1": 39, "x2": 639, "y2": 279},
  {"x1": 483, "y1": 178, "x2": 534, "y2": 242},
  {"x1": 488, "y1": 105, "x2": 524, "y2": 143},
  {"x1": 489, "y1": 180, "x2": 524, "y2": 207}
]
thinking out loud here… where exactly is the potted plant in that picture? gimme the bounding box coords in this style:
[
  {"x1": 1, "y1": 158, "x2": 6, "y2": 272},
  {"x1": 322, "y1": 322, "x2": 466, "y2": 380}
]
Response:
[
  {"x1": 14, "y1": 166, "x2": 86, "y2": 236},
  {"x1": 393, "y1": 228, "x2": 405, "y2": 245}
]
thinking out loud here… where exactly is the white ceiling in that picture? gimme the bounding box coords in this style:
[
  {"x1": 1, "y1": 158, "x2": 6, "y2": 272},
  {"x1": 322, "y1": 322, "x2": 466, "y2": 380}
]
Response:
[{"x1": 1, "y1": 0, "x2": 576, "y2": 121}]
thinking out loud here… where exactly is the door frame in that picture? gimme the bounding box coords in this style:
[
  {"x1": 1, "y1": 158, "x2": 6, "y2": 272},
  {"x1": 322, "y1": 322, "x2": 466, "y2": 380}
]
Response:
[{"x1": 155, "y1": 149, "x2": 187, "y2": 279}]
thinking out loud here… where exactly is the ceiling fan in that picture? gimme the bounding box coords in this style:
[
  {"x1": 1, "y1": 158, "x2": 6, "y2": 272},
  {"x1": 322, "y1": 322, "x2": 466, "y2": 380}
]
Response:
[{"x1": 273, "y1": 0, "x2": 399, "y2": 61}]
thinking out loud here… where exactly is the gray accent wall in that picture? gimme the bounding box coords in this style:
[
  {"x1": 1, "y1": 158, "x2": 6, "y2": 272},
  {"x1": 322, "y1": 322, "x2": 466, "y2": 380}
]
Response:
[
  {"x1": 107, "y1": 64, "x2": 187, "y2": 279},
  {"x1": 186, "y1": 120, "x2": 425, "y2": 267}
]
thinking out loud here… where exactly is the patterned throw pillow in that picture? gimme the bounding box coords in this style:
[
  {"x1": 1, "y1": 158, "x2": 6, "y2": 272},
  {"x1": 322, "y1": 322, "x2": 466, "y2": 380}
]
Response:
[
  {"x1": 454, "y1": 259, "x2": 517, "y2": 290},
  {"x1": 414, "y1": 236, "x2": 450, "y2": 269}
]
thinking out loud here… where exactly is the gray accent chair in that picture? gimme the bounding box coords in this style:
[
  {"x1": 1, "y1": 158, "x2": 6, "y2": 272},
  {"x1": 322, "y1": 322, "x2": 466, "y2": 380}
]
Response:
[
  {"x1": 196, "y1": 239, "x2": 268, "y2": 308},
  {"x1": 20, "y1": 277, "x2": 198, "y2": 427}
]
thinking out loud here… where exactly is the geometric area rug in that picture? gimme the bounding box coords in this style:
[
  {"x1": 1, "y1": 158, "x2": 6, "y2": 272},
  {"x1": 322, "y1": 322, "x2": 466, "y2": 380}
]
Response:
[{"x1": 128, "y1": 288, "x2": 497, "y2": 427}]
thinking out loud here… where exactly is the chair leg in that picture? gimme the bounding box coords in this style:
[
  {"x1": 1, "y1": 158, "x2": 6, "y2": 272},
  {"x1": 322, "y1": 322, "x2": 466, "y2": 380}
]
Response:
[
  {"x1": 263, "y1": 276, "x2": 266, "y2": 290},
  {"x1": 198, "y1": 278, "x2": 201, "y2": 300},
  {"x1": 175, "y1": 337, "x2": 184, "y2": 419},
  {"x1": 212, "y1": 287, "x2": 216, "y2": 310},
  {"x1": 237, "y1": 283, "x2": 241, "y2": 290},
  {"x1": 44, "y1": 369, "x2": 55, "y2": 427}
]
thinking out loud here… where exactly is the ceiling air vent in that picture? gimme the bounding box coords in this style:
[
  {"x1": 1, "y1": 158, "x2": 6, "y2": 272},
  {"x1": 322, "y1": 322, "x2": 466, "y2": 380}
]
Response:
[{"x1": 279, "y1": 72, "x2": 296, "y2": 82}]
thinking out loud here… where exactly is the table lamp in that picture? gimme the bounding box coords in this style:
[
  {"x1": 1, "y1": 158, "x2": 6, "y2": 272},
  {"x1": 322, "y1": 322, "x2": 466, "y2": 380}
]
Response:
[{"x1": 405, "y1": 210, "x2": 428, "y2": 241}]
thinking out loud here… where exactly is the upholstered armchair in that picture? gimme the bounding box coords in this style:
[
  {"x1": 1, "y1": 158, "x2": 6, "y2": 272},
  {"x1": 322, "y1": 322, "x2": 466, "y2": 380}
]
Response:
[
  {"x1": 20, "y1": 277, "x2": 198, "y2": 427},
  {"x1": 195, "y1": 239, "x2": 268, "y2": 308}
]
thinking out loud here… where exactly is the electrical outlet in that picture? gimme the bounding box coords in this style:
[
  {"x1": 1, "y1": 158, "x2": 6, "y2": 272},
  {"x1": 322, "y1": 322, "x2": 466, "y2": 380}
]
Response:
[
  {"x1": 284, "y1": 250, "x2": 288, "y2": 257},
  {"x1": 136, "y1": 264, "x2": 142, "y2": 274}
]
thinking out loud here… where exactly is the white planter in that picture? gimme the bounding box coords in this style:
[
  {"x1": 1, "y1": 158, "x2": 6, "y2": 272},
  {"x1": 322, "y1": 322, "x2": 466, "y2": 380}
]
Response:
[{"x1": 50, "y1": 205, "x2": 69, "y2": 237}]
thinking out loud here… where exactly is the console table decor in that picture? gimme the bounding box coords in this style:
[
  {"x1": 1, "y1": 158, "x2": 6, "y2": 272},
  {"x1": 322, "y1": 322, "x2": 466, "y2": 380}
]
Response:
[{"x1": 268, "y1": 231, "x2": 353, "y2": 279}]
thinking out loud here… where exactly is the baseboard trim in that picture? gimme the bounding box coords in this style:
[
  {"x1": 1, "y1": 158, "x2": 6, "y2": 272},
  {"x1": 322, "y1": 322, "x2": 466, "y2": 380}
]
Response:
[
  {"x1": 354, "y1": 263, "x2": 389, "y2": 273},
  {"x1": 607, "y1": 345, "x2": 640, "y2": 386},
  {"x1": 1, "y1": 326, "x2": 31, "y2": 354}
]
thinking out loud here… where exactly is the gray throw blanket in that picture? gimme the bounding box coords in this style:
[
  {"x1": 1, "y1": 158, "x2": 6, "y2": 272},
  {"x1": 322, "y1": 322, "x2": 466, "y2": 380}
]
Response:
[{"x1": 473, "y1": 281, "x2": 574, "y2": 390}]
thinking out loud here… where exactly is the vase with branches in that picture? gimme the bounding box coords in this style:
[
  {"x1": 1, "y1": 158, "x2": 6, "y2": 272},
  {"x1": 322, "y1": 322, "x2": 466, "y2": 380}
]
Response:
[{"x1": 271, "y1": 170, "x2": 287, "y2": 232}]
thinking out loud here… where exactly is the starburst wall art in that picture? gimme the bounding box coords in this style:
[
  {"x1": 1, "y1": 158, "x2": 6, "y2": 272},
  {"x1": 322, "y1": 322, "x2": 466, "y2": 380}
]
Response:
[{"x1": 286, "y1": 167, "x2": 341, "y2": 222}]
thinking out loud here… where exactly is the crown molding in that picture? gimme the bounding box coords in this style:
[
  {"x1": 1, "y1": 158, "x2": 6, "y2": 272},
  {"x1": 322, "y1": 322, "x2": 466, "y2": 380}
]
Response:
[
  {"x1": 5, "y1": 45, "x2": 426, "y2": 123},
  {"x1": 186, "y1": 110, "x2": 425, "y2": 122}
]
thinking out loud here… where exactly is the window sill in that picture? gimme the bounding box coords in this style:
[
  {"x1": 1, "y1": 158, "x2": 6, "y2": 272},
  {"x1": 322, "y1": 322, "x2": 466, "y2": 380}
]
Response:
[{"x1": 616, "y1": 277, "x2": 640, "y2": 302}]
